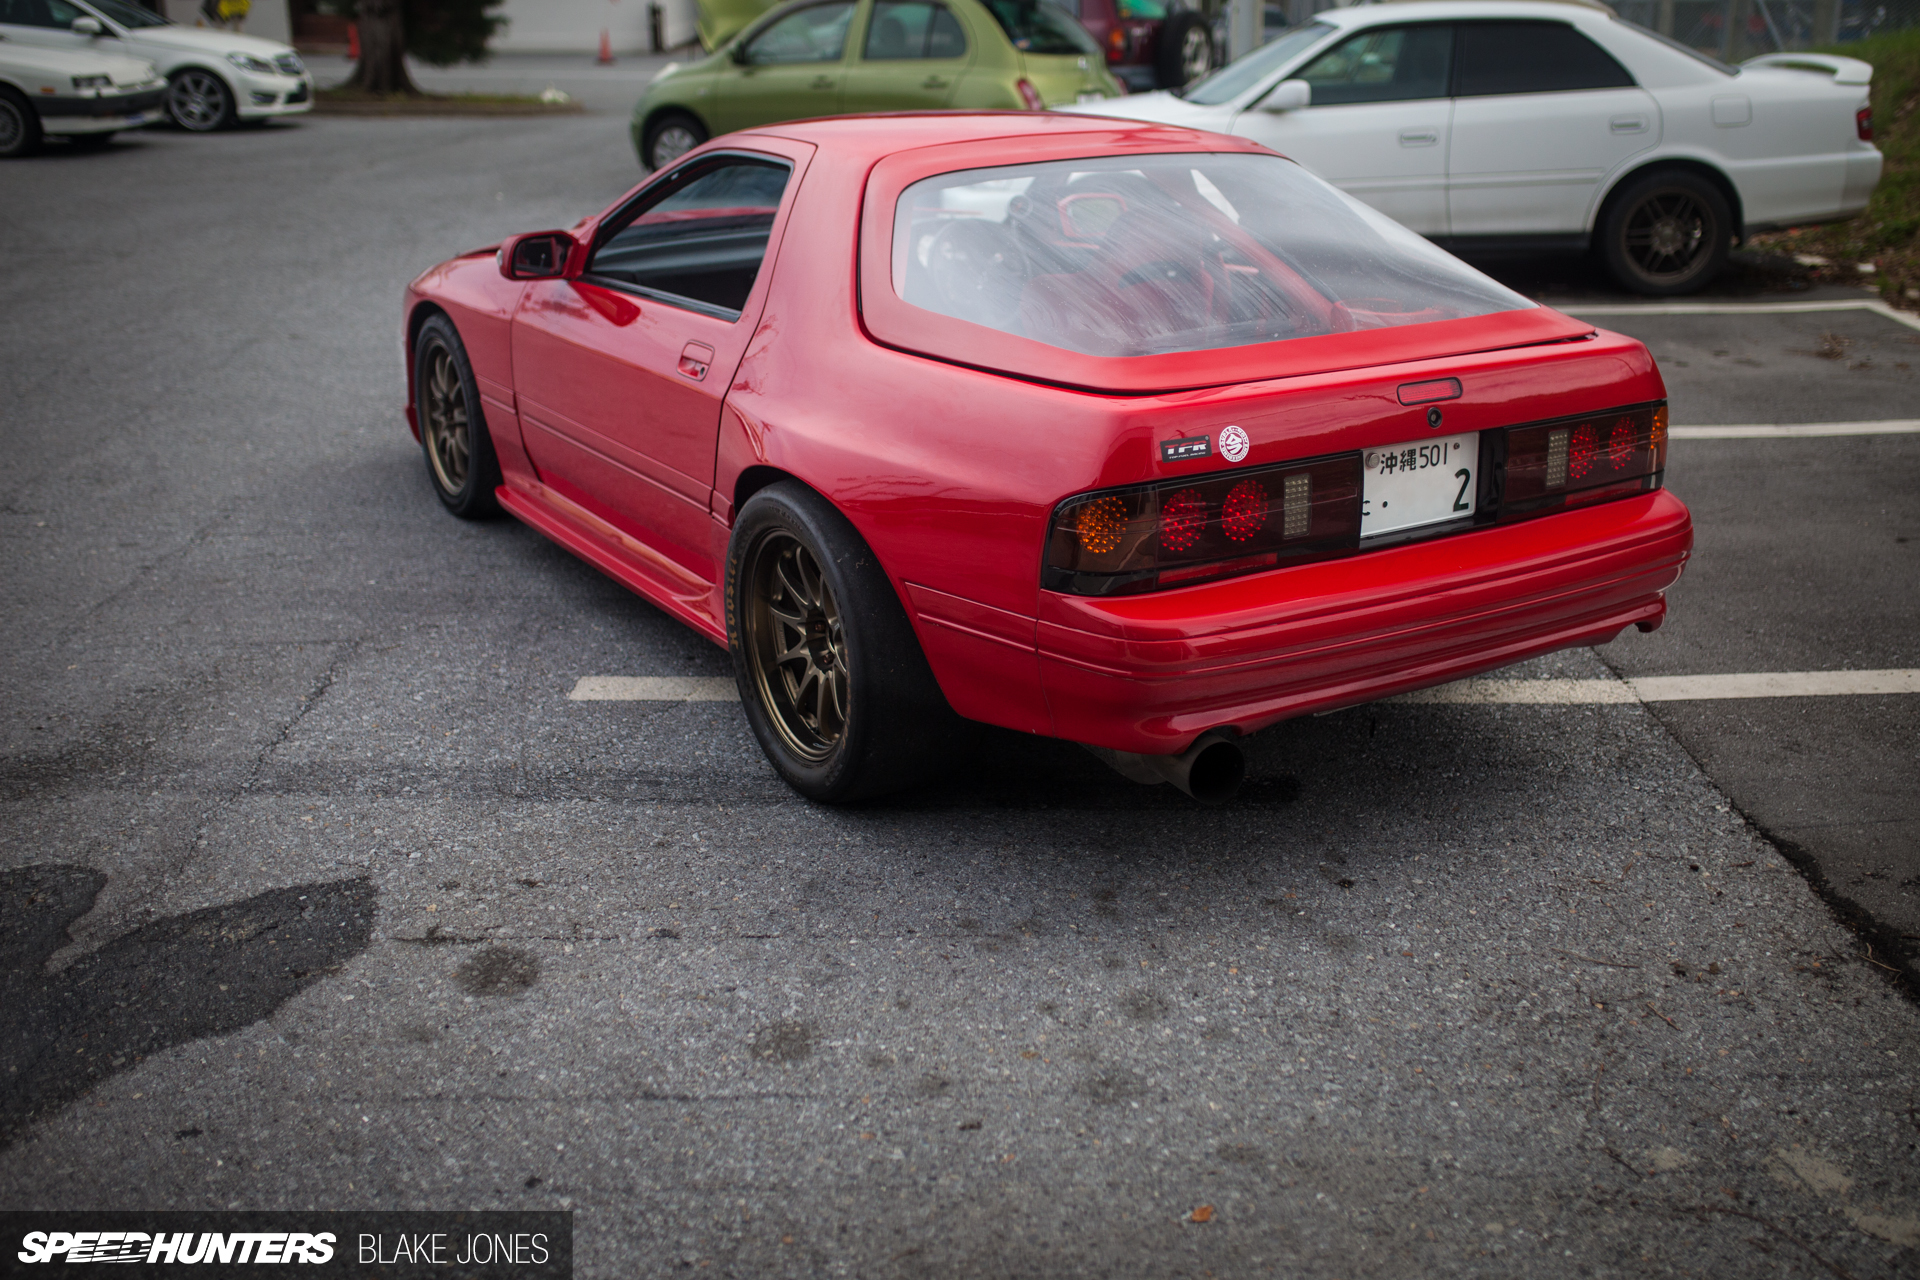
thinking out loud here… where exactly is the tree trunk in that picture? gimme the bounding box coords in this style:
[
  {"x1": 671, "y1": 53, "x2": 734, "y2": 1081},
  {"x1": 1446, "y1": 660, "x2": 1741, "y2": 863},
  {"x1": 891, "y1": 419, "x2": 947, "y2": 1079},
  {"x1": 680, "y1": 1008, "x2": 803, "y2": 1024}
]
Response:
[{"x1": 348, "y1": 0, "x2": 420, "y2": 95}]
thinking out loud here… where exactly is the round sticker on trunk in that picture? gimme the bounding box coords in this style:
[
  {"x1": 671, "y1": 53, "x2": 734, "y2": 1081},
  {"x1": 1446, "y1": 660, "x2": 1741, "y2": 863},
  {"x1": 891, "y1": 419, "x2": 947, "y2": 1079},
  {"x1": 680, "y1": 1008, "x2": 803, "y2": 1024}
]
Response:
[{"x1": 1218, "y1": 425, "x2": 1250, "y2": 463}]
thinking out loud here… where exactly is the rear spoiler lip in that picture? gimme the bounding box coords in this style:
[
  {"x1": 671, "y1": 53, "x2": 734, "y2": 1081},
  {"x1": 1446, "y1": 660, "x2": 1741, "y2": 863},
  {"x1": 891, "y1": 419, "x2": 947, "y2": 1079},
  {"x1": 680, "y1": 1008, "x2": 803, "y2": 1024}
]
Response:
[{"x1": 1741, "y1": 52, "x2": 1872, "y2": 85}]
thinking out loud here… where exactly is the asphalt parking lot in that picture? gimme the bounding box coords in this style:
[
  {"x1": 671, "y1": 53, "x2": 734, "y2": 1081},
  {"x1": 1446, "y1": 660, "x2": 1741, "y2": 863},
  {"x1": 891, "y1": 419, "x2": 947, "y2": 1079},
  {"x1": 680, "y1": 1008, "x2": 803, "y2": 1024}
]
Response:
[{"x1": 2, "y1": 112, "x2": 1917, "y2": 1279}]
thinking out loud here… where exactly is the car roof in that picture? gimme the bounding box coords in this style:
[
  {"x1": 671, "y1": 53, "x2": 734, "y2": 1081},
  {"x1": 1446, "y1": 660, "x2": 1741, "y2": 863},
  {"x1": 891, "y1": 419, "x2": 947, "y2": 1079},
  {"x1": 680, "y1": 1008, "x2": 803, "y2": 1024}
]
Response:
[
  {"x1": 744, "y1": 111, "x2": 1246, "y2": 162},
  {"x1": 1313, "y1": 0, "x2": 1620, "y2": 27}
]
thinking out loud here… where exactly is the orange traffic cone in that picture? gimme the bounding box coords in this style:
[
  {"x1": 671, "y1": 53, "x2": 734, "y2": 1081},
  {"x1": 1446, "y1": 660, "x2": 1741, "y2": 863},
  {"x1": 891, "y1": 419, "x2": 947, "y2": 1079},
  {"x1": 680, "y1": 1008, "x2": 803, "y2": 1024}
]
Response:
[{"x1": 597, "y1": 28, "x2": 614, "y2": 64}]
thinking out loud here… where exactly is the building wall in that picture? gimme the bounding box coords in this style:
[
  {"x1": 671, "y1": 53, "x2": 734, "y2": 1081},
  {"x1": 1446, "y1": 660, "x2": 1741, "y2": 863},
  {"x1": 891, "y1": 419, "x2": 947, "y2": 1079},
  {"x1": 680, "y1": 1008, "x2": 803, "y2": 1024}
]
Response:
[
  {"x1": 491, "y1": 0, "x2": 701, "y2": 54},
  {"x1": 161, "y1": 0, "x2": 292, "y2": 43}
]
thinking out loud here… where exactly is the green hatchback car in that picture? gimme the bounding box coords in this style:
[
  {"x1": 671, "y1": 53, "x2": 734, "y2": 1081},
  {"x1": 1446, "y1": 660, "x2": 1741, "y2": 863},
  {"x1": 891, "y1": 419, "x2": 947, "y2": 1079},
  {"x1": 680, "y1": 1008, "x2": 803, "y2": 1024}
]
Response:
[{"x1": 632, "y1": 0, "x2": 1125, "y2": 170}]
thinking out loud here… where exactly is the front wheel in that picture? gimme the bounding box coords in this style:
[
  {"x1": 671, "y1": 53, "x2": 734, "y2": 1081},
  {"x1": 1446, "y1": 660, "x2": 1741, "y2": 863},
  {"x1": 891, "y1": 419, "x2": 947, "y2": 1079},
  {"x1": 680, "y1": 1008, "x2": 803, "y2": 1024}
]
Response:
[
  {"x1": 0, "y1": 87, "x2": 44, "y2": 159},
  {"x1": 1598, "y1": 169, "x2": 1732, "y2": 296},
  {"x1": 413, "y1": 314, "x2": 502, "y2": 518},
  {"x1": 167, "y1": 68, "x2": 236, "y2": 132},
  {"x1": 728, "y1": 482, "x2": 958, "y2": 802},
  {"x1": 642, "y1": 111, "x2": 707, "y2": 172}
]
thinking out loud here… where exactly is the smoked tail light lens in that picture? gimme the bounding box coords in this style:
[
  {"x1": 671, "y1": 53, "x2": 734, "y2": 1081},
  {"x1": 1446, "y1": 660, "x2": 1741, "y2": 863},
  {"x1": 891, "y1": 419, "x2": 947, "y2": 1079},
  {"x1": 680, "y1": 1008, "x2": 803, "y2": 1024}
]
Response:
[
  {"x1": 1858, "y1": 106, "x2": 1873, "y2": 142},
  {"x1": 1044, "y1": 454, "x2": 1361, "y2": 596},
  {"x1": 1499, "y1": 404, "x2": 1665, "y2": 520},
  {"x1": 1107, "y1": 27, "x2": 1127, "y2": 63},
  {"x1": 1016, "y1": 78, "x2": 1044, "y2": 110}
]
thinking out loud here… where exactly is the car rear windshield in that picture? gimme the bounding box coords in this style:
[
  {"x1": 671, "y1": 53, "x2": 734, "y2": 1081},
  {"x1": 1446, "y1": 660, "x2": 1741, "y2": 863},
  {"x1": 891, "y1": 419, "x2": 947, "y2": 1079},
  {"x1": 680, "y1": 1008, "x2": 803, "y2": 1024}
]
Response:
[
  {"x1": 892, "y1": 153, "x2": 1532, "y2": 359},
  {"x1": 981, "y1": 0, "x2": 1102, "y2": 56}
]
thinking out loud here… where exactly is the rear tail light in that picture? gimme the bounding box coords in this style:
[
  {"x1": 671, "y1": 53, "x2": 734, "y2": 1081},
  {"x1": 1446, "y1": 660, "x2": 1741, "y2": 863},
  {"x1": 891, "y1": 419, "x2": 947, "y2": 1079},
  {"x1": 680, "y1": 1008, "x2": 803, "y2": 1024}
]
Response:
[
  {"x1": 1044, "y1": 454, "x2": 1361, "y2": 595},
  {"x1": 1016, "y1": 78, "x2": 1044, "y2": 111},
  {"x1": 1044, "y1": 402, "x2": 1665, "y2": 596},
  {"x1": 1499, "y1": 404, "x2": 1666, "y2": 520},
  {"x1": 1107, "y1": 27, "x2": 1127, "y2": 63},
  {"x1": 1857, "y1": 106, "x2": 1873, "y2": 142}
]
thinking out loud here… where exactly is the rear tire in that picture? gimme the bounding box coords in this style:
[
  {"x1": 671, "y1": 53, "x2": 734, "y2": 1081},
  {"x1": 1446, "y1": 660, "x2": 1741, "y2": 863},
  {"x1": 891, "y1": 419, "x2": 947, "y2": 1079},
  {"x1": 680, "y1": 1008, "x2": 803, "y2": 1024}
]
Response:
[
  {"x1": 643, "y1": 111, "x2": 707, "y2": 172},
  {"x1": 413, "y1": 314, "x2": 502, "y2": 519},
  {"x1": 728, "y1": 482, "x2": 959, "y2": 803},
  {"x1": 1598, "y1": 168, "x2": 1732, "y2": 296},
  {"x1": 0, "y1": 88, "x2": 43, "y2": 159},
  {"x1": 1156, "y1": 12, "x2": 1214, "y2": 90}
]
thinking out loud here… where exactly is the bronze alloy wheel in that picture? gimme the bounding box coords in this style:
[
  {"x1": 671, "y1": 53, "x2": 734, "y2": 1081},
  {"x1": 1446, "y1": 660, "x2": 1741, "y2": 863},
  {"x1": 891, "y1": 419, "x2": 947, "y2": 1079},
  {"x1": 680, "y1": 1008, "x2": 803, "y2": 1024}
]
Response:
[
  {"x1": 420, "y1": 339, "x2": 471, "y2": 497},
  {"x1": 743, "y1": 531, "x2": 849, "y2": 762}
]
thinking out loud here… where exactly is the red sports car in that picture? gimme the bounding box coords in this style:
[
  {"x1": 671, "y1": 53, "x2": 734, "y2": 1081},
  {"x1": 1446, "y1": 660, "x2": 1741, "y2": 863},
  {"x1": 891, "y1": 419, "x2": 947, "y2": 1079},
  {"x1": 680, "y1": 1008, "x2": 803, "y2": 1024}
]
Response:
[{"x1": 402, "y1": 112, "x2": 1691, "y2": 804}]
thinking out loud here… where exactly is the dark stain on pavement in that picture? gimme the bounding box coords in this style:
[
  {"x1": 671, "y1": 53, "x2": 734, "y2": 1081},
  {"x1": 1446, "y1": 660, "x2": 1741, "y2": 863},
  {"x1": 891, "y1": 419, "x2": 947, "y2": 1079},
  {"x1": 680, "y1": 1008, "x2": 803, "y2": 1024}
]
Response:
[
  {"x1": 453, "y1": 945, "x2": 540, "y2": 995},
  {"x1": 1076, "y1": 1068, "x2": 1145, "y2": 1105},
  {"x1": 750, "y1": 1019, "x2": 817, "y2": 1063},
  {"x1": 0, "y1": 864, "x2": 375, "y2": 1147},
  {"x1": 1120, "y1": 989, "x2": 1169, "y2": 1023}
]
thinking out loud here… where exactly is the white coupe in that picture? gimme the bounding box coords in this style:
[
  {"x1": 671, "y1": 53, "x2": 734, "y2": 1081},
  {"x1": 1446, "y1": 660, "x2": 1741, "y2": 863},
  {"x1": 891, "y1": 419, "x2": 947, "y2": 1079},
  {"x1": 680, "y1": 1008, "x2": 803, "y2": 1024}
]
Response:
[
  {"x1": 1068, "y1": 0, "x2": 1882, "y2": 294},
  {"x1": 0, "y1": 38, "x2": 165, "y2": 156},
  {"x1": 0, "y1": 0, "x2": 312, "y2": 132}
]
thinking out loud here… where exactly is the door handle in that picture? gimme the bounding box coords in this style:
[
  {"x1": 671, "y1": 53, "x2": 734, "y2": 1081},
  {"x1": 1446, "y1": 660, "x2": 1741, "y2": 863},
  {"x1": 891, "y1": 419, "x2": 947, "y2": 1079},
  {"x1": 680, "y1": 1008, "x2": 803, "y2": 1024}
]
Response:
[
  {"x1": 921, "y1": 76, "x2": 949, "y2": 89},
  {"x1": 810, "y1": 75, "x2": 835, "y2": 90},
  {"x1": 678, "y1": 342, "x2": 714, "y2": 381},
  {"x1": 1398, "y1": 130, "x2": 1438, "y2": 147},
  {"x1": 1610, "y1": 115, "x2": 1649, "y2": 134}
]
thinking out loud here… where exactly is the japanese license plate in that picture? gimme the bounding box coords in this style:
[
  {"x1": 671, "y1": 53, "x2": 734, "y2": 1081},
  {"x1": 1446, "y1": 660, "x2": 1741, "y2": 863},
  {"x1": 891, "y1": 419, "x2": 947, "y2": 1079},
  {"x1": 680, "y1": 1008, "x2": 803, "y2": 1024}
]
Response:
[{"x1": 1361, "y1": 433, "x2": 1478, "y2": 539}]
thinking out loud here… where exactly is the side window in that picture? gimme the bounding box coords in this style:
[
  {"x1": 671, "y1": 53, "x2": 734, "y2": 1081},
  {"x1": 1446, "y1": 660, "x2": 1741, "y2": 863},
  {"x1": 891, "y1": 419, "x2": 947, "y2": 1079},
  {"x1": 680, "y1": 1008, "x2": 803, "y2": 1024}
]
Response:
[
  {"x1": 0, "y1": 0, "x2": 82, "y2": 28},
  {"x1": 1453, "y1": 22, "x2": 1635, "y2": 96},
  {"x1": 586, "y1": 159, "x2": 793, "y2": 318},
  {"x1": 864, "y1": 2, "x2": 968, "y2": 59},
  {"x1": 1295, "y1": 24, "x2": 1451, "y2": 106},
  {"x1": 742, "y1": 2, "x2": 855, "y2": 65}
]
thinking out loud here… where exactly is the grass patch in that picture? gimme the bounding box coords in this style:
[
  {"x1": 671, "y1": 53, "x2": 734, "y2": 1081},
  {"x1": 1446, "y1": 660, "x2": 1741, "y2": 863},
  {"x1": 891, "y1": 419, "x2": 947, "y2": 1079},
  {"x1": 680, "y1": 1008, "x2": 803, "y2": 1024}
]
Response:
[
  {"x1": 314, "y1": 86, "x2": 582, "y2": 115},
  {"x1": 1748, "y1": 27, "x2": 1920, "y2": 310}
]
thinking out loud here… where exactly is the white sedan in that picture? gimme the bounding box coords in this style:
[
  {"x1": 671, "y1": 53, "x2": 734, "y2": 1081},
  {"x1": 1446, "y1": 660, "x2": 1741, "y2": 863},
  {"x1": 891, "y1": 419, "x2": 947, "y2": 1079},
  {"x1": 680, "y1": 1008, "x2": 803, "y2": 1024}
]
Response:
[
  {"x1": 0, "y1": 0, "x2": 312, "y2": 132},
  {"x1": 0, "y1": 39, "x2": 165, "y2": 156},
  {"x1": 1068, "y1": 0, "x2": 1882, "y2": 294}
]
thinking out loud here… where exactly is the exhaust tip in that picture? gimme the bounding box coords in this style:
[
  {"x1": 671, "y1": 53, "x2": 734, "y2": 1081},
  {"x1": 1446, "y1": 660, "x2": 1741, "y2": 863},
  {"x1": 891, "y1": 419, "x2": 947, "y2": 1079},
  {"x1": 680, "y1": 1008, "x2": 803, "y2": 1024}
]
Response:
[{"x1": 1183, "y1": 736, "x2": 1245, "y2": 805}]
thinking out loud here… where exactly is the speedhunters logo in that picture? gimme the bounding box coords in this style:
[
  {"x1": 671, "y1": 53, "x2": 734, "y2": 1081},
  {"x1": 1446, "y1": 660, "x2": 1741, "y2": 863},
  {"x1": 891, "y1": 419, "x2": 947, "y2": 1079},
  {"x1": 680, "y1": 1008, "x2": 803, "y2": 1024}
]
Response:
[
  {"x1": 0, "y1": 1214, "x2": 568, "y2": 1279},
  {"x1": 18, "y1": 1233, "x2": 337, "y2": 1264}
]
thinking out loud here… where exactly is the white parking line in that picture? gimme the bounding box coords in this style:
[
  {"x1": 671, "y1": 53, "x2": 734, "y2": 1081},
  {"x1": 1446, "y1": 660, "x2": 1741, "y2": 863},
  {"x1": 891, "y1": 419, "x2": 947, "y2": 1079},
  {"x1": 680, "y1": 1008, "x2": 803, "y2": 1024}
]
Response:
[
  {"x1": 568, "y1": 676, "x2": 738, "y2": 701},
  {"x1": 1561, "y1": 297, "x2": 1920, "y2": 333},
  {"x1": 1396, "y1": 669, "x2": 1920, "y2": 705},
  {"x1": 571, "y1": 670, "x2": 1919, "y2": 705},
  {"x1": 1672, "y1": 421, "x2": 1920, "y2": 439}
]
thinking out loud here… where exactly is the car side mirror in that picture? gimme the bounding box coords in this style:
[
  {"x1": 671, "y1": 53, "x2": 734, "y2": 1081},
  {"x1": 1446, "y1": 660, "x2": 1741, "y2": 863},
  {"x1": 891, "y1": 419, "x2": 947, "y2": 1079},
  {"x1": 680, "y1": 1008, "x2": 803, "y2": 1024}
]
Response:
[
  {"x1": 498, "y1": 231, "x2": 576, "y2": 280},
  {"x1": 71, "y1": 15, "x2": 104, "y2": 35},
  {"x1": 731, "y1": 44, "x2": 753, "y2": 66},
  {"x1": 1260, "y1": 79, "x2": 1310, "y2": 113}
]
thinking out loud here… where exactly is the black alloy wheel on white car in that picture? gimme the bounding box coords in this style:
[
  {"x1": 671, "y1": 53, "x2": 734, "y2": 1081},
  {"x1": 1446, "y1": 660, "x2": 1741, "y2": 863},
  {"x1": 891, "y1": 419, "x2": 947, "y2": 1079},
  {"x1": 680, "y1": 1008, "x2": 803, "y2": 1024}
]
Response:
[
  {"x1": 0, "y1": 86, "x2": 43, "y2": 158},
  {"x1": 167, "y1": 67, "x2": 236, "y2": 131},
  {"x1": 1599, "y1": 168, "x2": 1733, "y2": 297}
]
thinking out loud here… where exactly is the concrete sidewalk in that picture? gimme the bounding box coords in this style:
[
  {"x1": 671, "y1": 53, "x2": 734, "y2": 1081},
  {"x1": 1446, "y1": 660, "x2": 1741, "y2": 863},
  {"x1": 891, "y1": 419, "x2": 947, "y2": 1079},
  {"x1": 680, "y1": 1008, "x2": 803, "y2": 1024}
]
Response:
[{"x1": 306, "y1": 50, "x2": 692, "y2": 115}]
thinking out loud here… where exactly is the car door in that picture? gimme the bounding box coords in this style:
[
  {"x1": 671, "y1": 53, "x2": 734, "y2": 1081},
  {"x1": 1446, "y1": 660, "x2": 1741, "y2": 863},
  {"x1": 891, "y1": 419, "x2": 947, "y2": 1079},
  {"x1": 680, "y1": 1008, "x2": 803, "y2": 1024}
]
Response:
[
  {"x1": 1229, "y1": 22, "x2": 1453, "y2": 235},
  {"x1": 0, "y1": 0, "x2": 92, "y2": 49},
  {"x1": 841, "y1": 0, "x2": 972, "y2": 112},
  {"x1": 710, "y1": 0, "x2": 854, "y2": 134},
  {"x1": 510, "y1": 151, "x2": 804, "y2": 582},
  {"x1": 1445, "y1": 20, "x2": 1660, "y2": 236}
]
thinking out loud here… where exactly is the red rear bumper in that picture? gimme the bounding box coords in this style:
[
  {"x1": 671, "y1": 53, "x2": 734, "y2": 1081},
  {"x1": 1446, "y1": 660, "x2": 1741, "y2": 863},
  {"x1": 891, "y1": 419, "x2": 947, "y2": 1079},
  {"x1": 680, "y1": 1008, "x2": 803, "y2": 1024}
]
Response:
[{"x1": 1034, "y1": 489, "x2": 1692, "y2": 752}]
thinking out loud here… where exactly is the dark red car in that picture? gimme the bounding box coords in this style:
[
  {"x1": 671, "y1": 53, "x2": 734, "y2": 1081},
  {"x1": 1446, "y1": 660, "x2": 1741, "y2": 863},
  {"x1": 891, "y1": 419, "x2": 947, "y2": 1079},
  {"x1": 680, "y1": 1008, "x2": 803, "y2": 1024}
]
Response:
[
  {"x1": 402, "y1": 112, "x2": 1691, "y2": 803},
  {"x1": 1061, "y1": 0, "x2": 1216, "y2": 93}
]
